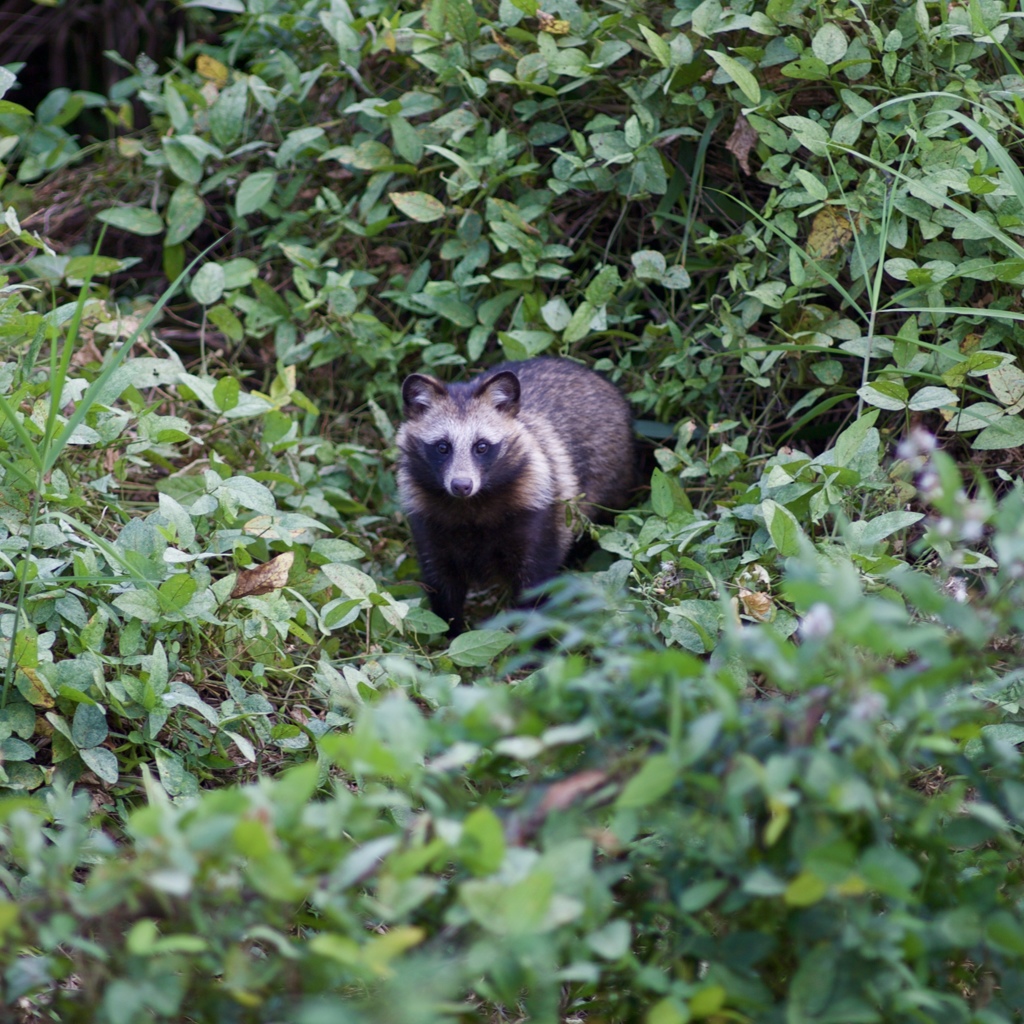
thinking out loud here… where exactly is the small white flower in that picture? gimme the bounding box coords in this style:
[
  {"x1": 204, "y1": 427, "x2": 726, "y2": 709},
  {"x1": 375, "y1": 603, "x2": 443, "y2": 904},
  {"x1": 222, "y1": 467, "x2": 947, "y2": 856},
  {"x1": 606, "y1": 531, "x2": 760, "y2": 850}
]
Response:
[
  {"x1": 896, "y1": 427, "x2": 937, "y2": 460},
  {"x1": 799, "y1": 602, "x2": 834, "y2": 640}
]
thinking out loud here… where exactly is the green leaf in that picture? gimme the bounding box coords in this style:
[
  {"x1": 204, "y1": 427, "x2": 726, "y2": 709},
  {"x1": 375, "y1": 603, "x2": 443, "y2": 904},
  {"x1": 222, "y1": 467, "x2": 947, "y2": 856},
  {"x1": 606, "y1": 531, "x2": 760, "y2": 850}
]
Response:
[
  {"x1": 447, "y1": 629, "x2": 511, "y2": 667},
  {"x1": 762, "y1": 499, "x2": 805, "y2": 557},
  {"x1": 191, "y1": 262, "x2": 225, "y2": 305},
  {"x1": 389, "y1": 191, "x2": 446, "y2": 222},
  {"x1": 650, "y1": 468, "x2": 674, "y2": 518},
  {"x1": 65, "y1": 256, "x2": 124, "y2": 279},
  {"x1": 236, "y1": 170, "x2": 277, "y2": 218},
  {"x1": 497, "y1": 329, "x2": 553, "y2": 359},
  {"x1": 857, "y1": 511, "x2": 924, "y2": 547},
  {"x1": 973, "y1": 415, "x2": 1024, "y2": 450},
  {"x1": 563, "y1": 300, "x2": 597, "y2": 344},
  {"x1": 811, "y1": 22, "x2": 849, "y2": 64},
  {"x1": 389, "y1": 116, "x2": 423, "y2": 164},
  {"x1": 784, "y1": 871, "x2": 827, "y2": 906},
  {"x1": 779, "y1": 55, "x2": 831, "y2": 81},
  {"x1": 213, "y1": 376, "x2": 240, "y2": 411},
  {"x1": 163, "y1": 138, "x2": 203, "y2": 183},
  {"x1": 158, "y1": 573, "x2": 198, "y2": 613},
  {"x1": 707, "y1": 50, "x2": 761, "y2": 105},
  {"x1": 585, "y1": 265, "x2": 622, "y2": 305},
  {"x1": 96, "y1": 207, "x2": 165, "y2": 236},
  {"x1": 72, "y1": 702, "x2": 107, "y2": 749},
  {"x1": 165, "y1": 183, "x2": 205, "y2": 246},
  {"x1": 907, "y1": 386, "x2": 957, "y2": 412},
  {"x1": 210, "y1": 79, "x2": 247, "y2": 147},
  {"x1": 540, "y1": 297, "x2": 572, "y2": 331},
  {"x1": 638, "y1": 25, "x2": 672, "y2": 68},
  {"x1": 617, "y1": 753, "x2": 677, "y2": 808},
  {"x1": 321, "y1": 562, "x2": 377, "y2": 600},
  {"x1": 459, "y1": 806, "x2": 505, "y2": 875},
  {"x1": 857, "y1": 380, "x2": 909, "y2": 411},
  {"x1": 460, "y1": 870, "x2": 572, "y2": 935},
  {"x1": 646, "y1": 998, "x2": 689, "y2": 1024},
  {"x1": 79, "y1": 745, "x2": 119, "y2": 784},
  {"x1": 778, "y1": 115, "x2": 830, "y2": 154}
]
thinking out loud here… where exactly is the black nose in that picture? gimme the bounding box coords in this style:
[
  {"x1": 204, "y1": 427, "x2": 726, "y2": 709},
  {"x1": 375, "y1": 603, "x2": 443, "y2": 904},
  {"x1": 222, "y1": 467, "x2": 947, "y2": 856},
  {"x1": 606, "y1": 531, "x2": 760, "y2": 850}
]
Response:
[{"x1": 450, "y1": 477, "x2": 474, "y2": 497}]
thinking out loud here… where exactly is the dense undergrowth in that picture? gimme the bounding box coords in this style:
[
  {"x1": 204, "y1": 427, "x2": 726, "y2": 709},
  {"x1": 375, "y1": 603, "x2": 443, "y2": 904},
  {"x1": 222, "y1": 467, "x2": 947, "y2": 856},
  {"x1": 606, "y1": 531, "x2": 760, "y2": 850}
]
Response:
[{"x1": 2, "y1": 0, "x2": 1024, "y2": 1019}]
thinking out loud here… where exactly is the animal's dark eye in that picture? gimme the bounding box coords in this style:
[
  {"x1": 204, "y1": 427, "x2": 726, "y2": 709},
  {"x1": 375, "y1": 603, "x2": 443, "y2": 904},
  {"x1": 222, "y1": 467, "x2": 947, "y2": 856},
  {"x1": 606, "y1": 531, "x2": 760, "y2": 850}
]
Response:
[
  {"x1": 436, "y1": 441, "x2": 451, "y2": 455},
  {"x1": 474, "y1": 441, "x2": 490, "y2": 455}
]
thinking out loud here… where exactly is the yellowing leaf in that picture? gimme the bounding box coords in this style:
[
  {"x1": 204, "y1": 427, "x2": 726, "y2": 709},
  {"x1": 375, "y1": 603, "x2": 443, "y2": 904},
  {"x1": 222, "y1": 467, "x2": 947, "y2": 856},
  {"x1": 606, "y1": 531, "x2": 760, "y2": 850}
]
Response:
[
  {"x1": 738, "y1": 588, "x2": 774, "y2": 622},
  {"x1": 537, "y1": 10, "x2": 570, "y2": 33},
  {"x1": 989, "y1": 364, "x2": 1024, "y2": 414},
  {"x1": 807, "y1": 206, "x2": 853, "y2": 258},
  {"x1": 784, "y1": 870, "x2": 828, "y2": 906},
  {"x1": 389, "y1": 191, "x2": 446, "y2": 222},
  {"x1": 196, "y1": 54, "x2": 229, "y2": 87}
]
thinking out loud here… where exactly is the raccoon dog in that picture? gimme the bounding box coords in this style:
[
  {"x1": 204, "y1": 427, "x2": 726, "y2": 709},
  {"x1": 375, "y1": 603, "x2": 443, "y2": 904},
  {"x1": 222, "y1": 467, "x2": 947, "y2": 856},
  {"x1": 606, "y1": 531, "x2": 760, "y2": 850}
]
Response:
[{"x1": 396, "y1": 357, "x2": 634, "y2": 636}]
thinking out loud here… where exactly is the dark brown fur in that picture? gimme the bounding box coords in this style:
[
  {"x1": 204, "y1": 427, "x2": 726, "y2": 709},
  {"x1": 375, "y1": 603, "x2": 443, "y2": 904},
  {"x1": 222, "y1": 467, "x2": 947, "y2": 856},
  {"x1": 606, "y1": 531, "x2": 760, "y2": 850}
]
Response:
[{"x1": 396, "y1": 357, "x2": 634, "y2": 636}]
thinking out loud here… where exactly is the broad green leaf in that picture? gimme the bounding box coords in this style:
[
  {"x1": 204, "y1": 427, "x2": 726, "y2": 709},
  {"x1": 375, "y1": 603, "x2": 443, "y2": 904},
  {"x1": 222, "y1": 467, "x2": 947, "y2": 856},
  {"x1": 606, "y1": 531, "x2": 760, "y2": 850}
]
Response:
[
  {"x1": 585, "y1": 265, "x2": 622, "y2": 305},
  {"x1": 946, "y1": 402, "x2": 1003, "y2": 432},
  {"x1": 79, "y1": 745, "x2": 119, "y2": 784},
  {"x1": 989, "y1": 364, "x2": 1024, "y2": 413},
  {"x1": 812, "y1": 22, "x2": 849, "y2": 64},
  {"x1": 208, "y1": 304, "x2": 244, "y2": 342},
  {"x1": 908, "y1": 386, "x2": 958, "y2": 412},
  {"x1": 460, "y1": 870, "x2": 577, "y2": 935},
  {"x1": 236, "y1": 170, "x2": 277, "y2": 217},
  {"x1": 779, "y1": 115, "x2": 830, "y2": 154},
  {"x1": 210, "y1": 78, "x2": 247, "y2": 147},
  {"x1": 540, "y1": 297, "x2": 572, "y2": 331},
  {"x1": 459, "y1": 806, "x2": 505, "y2": 876},
  {"x1": 974, "y1": 414, "x2": 1024, "y2": 450},
  {"x1": 638, "y1": 25, "x2": 672, "y2": 68},
  {"x1": 165, "y1": 183, "x2": 205, "y2": 246},
  {"x1": 858, "y1": 380, "x2": 909, "y2": 411},
  {"x1": 617, "y1": 753, "x2": 677, "y2": 808},
  {"x1": 158, "y1": 573, "x2": 198, "y2": 613},
  {"x1": 321, "y1": 562, "x2": 377, "y2": 599},
  {"x1": 497, "y1": 329, "x2": 553, "y2": 359},
  {"x1": 587, "y1": 919, "x2": 631, "y2": 960},
  {"x1": 389, "y1": 191, "x2": 446, "y2": 222},
  {"x1": 650, "y1": 468, "x2": 674, "y2": 518},
  {"x1": 832, "y1": 410, "x2": 879, "y2": 467},
  {"x1": 447, "y1": 629, "x2": 510, "y2": 667},
  {"x1": 784, "y1": 871, "x2": 827, "y2": 906},
  {"x1": 632, "y1": 249, "x2": 667, "y2": 280},
  {"x1": 191, "y1": 262, "x2": 225, "y2": 305},
  {"x1": 857, "y1": 511, "x2": 924, "y2": 547},
  {"x1": 163, "y1": 138, "x2": 202, "y2": 183},
  {"x1": 647, "y1": 998, "x2": 688, "y2": 1024},
  {"x1": 322, "y1": 140, "x2": 395, "y2": 169},
  {"x1": 64, "y1": 256, "x2": 124, "y2": 279},
  {"x1": 96, "y1": 207, "x2": 165, "y2": 236},
  {"x1": 389, "y1": 116, "x2": 423, "y2": 163},
  {"x1": 707, "y1": 50, "x2": 761, "y2": 105},
  {"x1": 72, "y1": 702, "x2": 107, "y2": 749},
  {"x1": 780, "y1": 56, "x2": 830, "y2": 81},
  {"x1": 213, "y1": 376, "x2": 240, "y2": 411},
  {"x1": 563, "y1": 300, "x2": 597, "y2": 344},
  {"x1": 762, "y1": 499, "x2": 805, "y2": 557}
]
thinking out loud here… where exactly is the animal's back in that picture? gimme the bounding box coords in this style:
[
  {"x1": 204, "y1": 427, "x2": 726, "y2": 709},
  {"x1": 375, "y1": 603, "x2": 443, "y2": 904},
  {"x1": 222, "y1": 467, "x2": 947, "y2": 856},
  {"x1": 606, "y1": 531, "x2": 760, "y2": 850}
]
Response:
[{"x1": 477, "y1": 357, "x2": 634, "y2": 515}]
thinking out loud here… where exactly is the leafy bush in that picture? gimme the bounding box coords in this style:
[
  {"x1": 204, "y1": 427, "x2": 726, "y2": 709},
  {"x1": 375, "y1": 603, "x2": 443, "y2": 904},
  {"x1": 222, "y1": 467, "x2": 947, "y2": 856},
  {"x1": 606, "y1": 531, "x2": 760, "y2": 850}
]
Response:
[
  {"x1": 2, "y1": 0, "x2": 1024, "y2": 1019},
  {"x1": 6, "y1": 462, "x2": 1024, "y2": 1021}
]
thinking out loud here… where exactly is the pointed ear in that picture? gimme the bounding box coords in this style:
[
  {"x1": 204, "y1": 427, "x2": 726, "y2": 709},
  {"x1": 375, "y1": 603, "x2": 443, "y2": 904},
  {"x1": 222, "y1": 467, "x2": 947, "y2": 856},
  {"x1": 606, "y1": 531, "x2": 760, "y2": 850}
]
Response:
[
  {"x1": 477, "y1": 370, "x2": 521, "y2": 416},
  {"x1": 402, "y1": 374, "x2": 447, "y2": 419}
]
